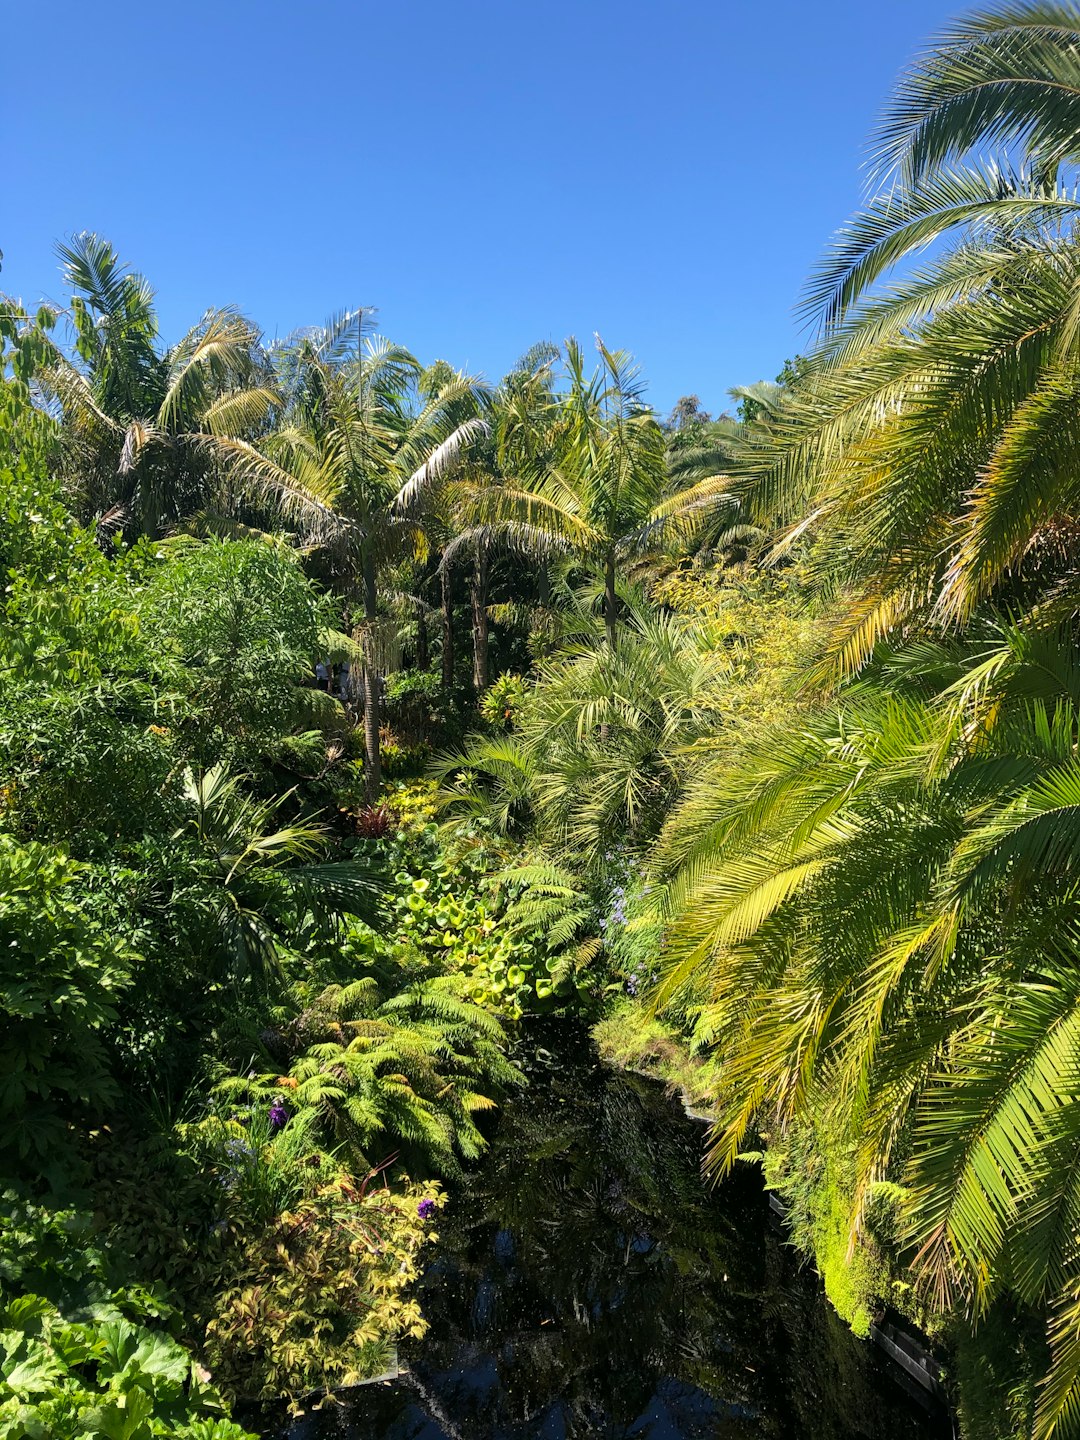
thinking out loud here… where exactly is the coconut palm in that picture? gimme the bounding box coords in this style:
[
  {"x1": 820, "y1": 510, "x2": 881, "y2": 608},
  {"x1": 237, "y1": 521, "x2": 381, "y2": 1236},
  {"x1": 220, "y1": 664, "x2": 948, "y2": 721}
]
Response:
[
  {"x1": 231, "y1": 314, "x2": 485, "y2": 798},
  {"x1": 40, "y1": 232, "x2": 278, "y2": 539}
]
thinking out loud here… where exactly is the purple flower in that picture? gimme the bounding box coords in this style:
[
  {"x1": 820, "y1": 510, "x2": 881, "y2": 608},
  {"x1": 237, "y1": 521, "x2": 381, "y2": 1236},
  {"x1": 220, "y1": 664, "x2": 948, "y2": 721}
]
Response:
[
  {"x1": 417, "y1": 1198, "x2": 437, "y2": 1221},
  {"x1": 269, "y1": 1099, "x2": 290, "y2": 1131}
]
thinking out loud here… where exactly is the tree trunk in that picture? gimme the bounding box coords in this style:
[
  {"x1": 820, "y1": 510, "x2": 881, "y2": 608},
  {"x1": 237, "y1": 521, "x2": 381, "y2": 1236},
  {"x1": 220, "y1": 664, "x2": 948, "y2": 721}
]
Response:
[
  {"x1": 416, "y1": 602, "x2": 430, "y2": 671},
  {"x1": 601, "y1": 549, "x2": 617, "y2": 742},
  {"x1": 537, "y1": 564, "x2": 551, "y2": 610},
  {"x1": 472, "y1": 543, "x2": 489, "y2": 696},
  {"x1": 604, "y1": 549, "x2": 618, "y2": 653},
  {"x1": 441, "y1": 563, "x2": 454, "y2": 690},
  {"x1": 362, "y1": 550, "x2": 381, "y2": 803}
]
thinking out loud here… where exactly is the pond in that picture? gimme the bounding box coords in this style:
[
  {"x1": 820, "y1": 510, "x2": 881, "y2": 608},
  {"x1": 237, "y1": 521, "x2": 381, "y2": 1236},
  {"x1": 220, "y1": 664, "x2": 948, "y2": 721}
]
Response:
[{"x1": 278, "y1": 1021, "x2": 952, "y2": 1440}]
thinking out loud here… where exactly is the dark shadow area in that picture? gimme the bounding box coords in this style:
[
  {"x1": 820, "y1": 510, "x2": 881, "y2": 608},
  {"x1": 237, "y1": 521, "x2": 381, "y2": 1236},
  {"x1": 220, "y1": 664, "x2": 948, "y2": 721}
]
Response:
[{"x1": 272, "y1": 1021, "x2": 952, "y2": 1439}]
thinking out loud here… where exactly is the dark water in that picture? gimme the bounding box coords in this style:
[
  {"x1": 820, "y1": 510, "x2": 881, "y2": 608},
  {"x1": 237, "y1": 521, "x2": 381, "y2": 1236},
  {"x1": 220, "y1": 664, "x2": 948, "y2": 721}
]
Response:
[{"x1": 280, "y1": 1022, "x2": 952, "y2": 1440}]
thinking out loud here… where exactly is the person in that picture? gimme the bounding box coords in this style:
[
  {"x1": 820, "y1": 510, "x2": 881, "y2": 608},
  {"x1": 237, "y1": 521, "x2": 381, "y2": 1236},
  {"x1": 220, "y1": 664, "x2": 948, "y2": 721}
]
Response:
[
  {"x1": 315, "y1": 658, "x2": 330, "y2": 690},
  {"x1": 337, "y1": 660, "x2": 351, "y2": 700}
]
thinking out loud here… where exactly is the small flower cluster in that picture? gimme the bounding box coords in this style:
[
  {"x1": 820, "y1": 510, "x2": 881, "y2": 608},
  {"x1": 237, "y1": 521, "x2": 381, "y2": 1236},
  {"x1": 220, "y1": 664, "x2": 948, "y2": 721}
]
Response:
[
  {"x1": 268, "y1": 1098, "x2": 290, "y2": 1131},
  {"x1": 416, "y1": 1197, "x2": 437, "y2": 1221},
  {"x1": 220, "y1": 1136, "x2": 255, "y2": 1191},
  {"x1": 625, "y1": 968, "x2": 658, "y2": 998},
  {"x1": 599, "y1": 882, "x2": 628, "y2": 936}
]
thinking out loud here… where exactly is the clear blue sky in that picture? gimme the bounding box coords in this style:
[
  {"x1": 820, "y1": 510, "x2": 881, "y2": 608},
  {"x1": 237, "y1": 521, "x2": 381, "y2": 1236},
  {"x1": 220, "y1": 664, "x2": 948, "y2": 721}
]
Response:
[{"x1": 6, "y1": 0, "x2": 962, "y2": 417}]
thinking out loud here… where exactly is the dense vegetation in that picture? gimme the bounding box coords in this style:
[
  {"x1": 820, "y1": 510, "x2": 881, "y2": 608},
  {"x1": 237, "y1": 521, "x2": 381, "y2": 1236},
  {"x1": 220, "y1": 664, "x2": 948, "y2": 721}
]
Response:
[{"x1": 10, "y1": 5, "x2": 1080, "y2": 1437}]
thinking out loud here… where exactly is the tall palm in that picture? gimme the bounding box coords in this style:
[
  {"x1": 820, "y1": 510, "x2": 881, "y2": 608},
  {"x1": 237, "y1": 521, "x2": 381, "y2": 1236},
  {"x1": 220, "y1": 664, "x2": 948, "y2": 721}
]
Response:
[
  {"x1": 397, "y1": 345, "x2": 560, "y2": 696},
  {"x1": 458, "y1": 337, "x2": 731, "y2": 653},
  {"x1": 41, "y1": 233, "x2": 277, "y2": 539},
  {"x1": 238, "y1": 315, "x2": 484, "y2": 798}
]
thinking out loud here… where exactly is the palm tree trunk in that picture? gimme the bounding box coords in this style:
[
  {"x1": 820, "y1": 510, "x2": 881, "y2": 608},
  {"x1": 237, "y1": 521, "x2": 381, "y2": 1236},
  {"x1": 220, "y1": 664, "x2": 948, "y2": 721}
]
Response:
[
  {"x1": 537, "y1": 564, "x2": 551, "y2": 610},
  {"x1": 472, "y1": 543, "x2": 490, "y2": 696},
  {"x1": 362, "y1": 549, "x2": 381, "y2": 803},
  {"x1": 601, "y1": 549, "x2": 617, "y2": 742},
  {"x1": 441, "y1": 563, "x2": 454, "y2": 690},
  {"x1": 416, "y1": 602, "x2": 430, "y2": 670},
  {"x1": 604, "y1": 549, "x2": 618, "y2": 652}
]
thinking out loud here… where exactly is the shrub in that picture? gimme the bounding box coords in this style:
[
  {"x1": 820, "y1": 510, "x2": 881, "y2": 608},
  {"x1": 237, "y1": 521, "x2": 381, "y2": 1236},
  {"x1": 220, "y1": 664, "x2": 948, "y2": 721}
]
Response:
[
  {"x1": 202, "y1": 1176, "x2": 441, "y2": 1405},
  {"x1": 0, "y1": 1197, "x2": 253, "y2": 1440},
  {"x1": 479, "y1": 673, "x2": 527, "y2": 730},
  {"x1": 0, "y1": 837, "x2": 138, "y2": 1167}
]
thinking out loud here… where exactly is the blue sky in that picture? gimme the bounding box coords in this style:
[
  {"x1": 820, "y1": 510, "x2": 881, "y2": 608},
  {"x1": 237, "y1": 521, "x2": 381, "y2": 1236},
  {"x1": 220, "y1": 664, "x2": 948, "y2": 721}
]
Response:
[{"x1": 6, "y1": 0, "x2": 962, "y2": 417}]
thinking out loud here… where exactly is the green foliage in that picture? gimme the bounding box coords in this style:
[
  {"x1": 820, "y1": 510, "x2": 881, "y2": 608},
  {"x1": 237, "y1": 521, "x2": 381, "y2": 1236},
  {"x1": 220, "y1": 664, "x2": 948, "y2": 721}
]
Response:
[
  {"x1": 43, "y1": 233, "x2": 276, "y2": 542},
  {"x1": 137, "y1": 540, "x2": 326, "y2": 766},
  {"x1": 0, "y1": 1198, "x2": 253, "y2": 1440},
  {"x1": 209, "y1": 976, "x2": 520, "y2": 1177},
  {"x1": 592, "y1": 1005, "x2": 718, "y2": 1115},
  {"x1": 761, "y1": 1115, "x2": 925, "y2": 1339},
  {"x1": 479, "y1": 672, "x2": 527, "y2": 730},
  {"x1": 0, "y1": 838, "x2": 137, "y2": 1167},
  {"x1": 0, "y1": 1298, "x2": 253, "y2": 1440},
  {"x1": 202, "y1": 1176, "x2": 440, "y2": 1406},
  {"x1": 168, "y1": 761, "x2": 382, "y2": 985},
  {"x1": 383, "y1": 668, "x2": 448, "y2": 747},
  {"x1": 378, "y1": 823, "x2": 599, "y2": 1016},
  {"x1": 441, "y1": 603, "x2": 732, "y2": 864}
]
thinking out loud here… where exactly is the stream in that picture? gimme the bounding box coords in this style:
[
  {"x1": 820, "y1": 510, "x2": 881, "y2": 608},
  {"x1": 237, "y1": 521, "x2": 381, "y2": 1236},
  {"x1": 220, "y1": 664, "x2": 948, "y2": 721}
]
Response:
[{"x1": 279, "y1": 1021, "x2": 952, "y2": 1440}]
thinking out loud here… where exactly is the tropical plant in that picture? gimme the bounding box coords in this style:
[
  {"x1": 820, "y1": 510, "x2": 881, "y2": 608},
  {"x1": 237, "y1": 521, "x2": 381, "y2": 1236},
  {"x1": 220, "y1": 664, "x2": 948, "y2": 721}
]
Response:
[
  {"x1": 213, "y1": 977, "x2": 521, "y2": 1175},
  {"x1": 232, "y1": 315, "x2": 485, "y2": 797},
  {"x1": 440, "y1": 600, "x2": 731, "y2": 863},
  {"x1": 0, "y1": 1197, "x2": 252, "y2": 1440},
  {"x1": 169, "y1": 763, "x2": 382, "y2": 983},
  {"x1": 651, "y1": 624, "x2": 1080, "y2": 1439},
  {"x1": 0, "y1": 836, "x2": 137, "y2": 1167},
  {"x1": 458, "y1": 337, "x2": 733, "y2": 651},
  {"x1": 202, "y1": 1174, "x2": 440, "y2": 1405},
  {"x1": 0, "y1": 1295, "x2": 254, "y2": 1440},
  {"x1": 38, "y1": 233, "x2": 278, "y2": 540},
  {"x1": 725, "y1": 6, "x2": 1080, "y2": 681}
]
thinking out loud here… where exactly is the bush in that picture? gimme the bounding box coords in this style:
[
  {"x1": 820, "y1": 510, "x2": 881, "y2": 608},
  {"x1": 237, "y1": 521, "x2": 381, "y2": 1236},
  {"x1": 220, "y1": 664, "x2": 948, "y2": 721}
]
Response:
[
  {"x1": 202, "y1": 1176, "x2": 441, "y2": 1405},
  {"x1": 0, "y1": 837, "x2": 138, "y2": 1169},
  {"x1": 0, "y1": 1197, "x2": 253, "y2": 1440}
]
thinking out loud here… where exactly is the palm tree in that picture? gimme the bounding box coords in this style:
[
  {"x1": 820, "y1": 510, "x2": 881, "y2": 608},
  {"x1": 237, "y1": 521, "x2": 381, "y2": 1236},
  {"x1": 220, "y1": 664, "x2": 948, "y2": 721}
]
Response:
[
  {"x1": 457, "y1": 337, "x2": 733, "y2": 655},
  {"x1": 438, "y1": 599, "x2": 730, "y2": 865},
  {"x1": 398, "y1": 345, "x2": 560, "y2": 697},
  {"x1": 174, "y1": 763, "x2": 382, "y2": 983},
  {"x1": 728, "y1": 6, "x2": 1080, "y2": 681},
  {"x1": 233, "y1": 315, "x2": 484, "y2": 799},
  {"x1": 40, "y1": 233, "x2": 277, "y2": 539},
  {"x1": 651, "y1": 621, "x2": 1080, "y2": 1440}
]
